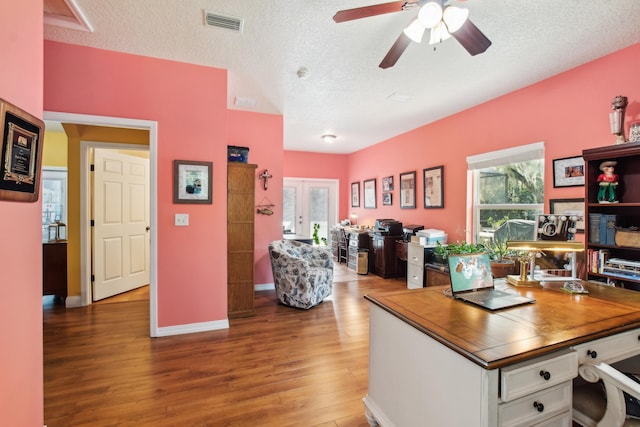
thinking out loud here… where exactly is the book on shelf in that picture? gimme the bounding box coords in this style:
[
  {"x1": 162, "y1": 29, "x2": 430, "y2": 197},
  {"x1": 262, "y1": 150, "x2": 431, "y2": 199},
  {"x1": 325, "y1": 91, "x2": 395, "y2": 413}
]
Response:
[{"x1": 589, "y1": 213, "x2": 601, "y2": 244}]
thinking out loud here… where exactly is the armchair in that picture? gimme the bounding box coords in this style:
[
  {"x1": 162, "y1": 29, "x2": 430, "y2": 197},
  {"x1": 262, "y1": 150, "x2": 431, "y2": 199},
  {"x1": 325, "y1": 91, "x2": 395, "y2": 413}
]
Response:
[
  {"x1": 574, "y1": 362, "x2": 640, "y2": 426},
  {"x1": 268, "y1": 239, "x2": 333, "y2": 309}
]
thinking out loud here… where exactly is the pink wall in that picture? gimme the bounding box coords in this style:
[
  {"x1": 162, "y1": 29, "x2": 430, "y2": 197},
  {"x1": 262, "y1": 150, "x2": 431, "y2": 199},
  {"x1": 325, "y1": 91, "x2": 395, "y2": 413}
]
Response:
[
  {"x1": 283, "y1": 150, "x2": 350, "y2": 220},
  {"x1": 347, "y1": 43, "x2": 640, "y2": 242},
  {"x1": 0, "y1": 2, "x2": 44, "y2": 426},
  {"x1": 44, "y1": 41, "x2": 230, "y2": 327},
  {"x1": 228, "y1": 110, "x2": 284, "y2": 284}
]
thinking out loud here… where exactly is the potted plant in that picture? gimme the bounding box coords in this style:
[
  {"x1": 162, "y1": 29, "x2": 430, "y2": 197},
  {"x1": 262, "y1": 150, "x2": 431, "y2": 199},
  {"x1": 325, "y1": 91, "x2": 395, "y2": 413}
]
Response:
[
  {"x1": 486, "y1": 236, "x2": 516, "y2": 278},
  {"x1": 312, "y1": 223, "x2": 327, "y2": 245}
]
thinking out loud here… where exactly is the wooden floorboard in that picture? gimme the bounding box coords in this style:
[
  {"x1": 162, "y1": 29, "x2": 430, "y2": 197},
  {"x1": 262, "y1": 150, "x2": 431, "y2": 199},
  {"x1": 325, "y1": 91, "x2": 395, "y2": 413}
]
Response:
[{"x1": 44, "y1": 263, "x2": 407, "y2": 426}]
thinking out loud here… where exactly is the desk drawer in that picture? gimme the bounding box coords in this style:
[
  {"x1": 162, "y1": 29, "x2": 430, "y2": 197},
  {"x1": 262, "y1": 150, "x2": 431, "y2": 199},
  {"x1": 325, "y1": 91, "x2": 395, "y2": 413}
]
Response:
[
  {"x1": 498, "y1": 382, "x2": 572, "y2": 427},
  {"x1": 500, "y1": 351, "x2": 577, "y2": 402},
  {"x1": 407, "y1": 243, "x2": 424, "y2": 266},
  {"x1": 573, "y1": 328, "x2": 640, "y2": 364},
  {"x1": 407, "y1": 263, "x2": 423, "y2": 289}
]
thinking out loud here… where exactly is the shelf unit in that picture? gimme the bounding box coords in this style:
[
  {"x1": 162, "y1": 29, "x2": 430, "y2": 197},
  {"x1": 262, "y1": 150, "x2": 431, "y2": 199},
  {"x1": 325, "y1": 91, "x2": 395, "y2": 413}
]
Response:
[{"x1": 583, "y1": 143, "x2": 640, "y2": 290}]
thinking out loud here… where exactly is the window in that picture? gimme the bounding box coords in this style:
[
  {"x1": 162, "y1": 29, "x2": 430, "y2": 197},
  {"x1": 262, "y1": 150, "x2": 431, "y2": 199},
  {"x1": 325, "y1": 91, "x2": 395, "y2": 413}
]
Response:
[
  {"x1": 41, "y1": 168, "x2": 68, "y2": 242},
  {"x1": 467, "y1": 142, "x2": 544, "y2": 244}
]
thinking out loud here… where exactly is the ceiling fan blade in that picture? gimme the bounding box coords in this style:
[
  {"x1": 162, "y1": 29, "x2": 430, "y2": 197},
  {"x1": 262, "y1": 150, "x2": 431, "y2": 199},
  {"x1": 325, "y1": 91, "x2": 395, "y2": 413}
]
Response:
[
  {"x1": 451, "y1": 18, "x2": 491, "y2": 56},
  {"x1": 333, "y1": 1, "x2": 416, "y2": 23},
  {"x1": 379, "y1": 32, "x2": 412, "y2": 69}
]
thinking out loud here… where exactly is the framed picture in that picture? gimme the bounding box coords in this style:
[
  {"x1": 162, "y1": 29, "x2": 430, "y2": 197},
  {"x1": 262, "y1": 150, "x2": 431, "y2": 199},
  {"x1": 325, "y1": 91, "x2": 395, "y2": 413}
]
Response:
[
  {"x1": 363, "y1": 178, "x2": 376, "y2": 209},
  {"x1": 549, "y1": 198, "x2": 585, "y2": 232},
  {"x1": 399, "y1": 171, "x2": 416, "y2": 209},
  {"x1": 173, "y1": 160, "x2": 213, "y2": 204},
  {"x1": 423, "y1": 166, "x2": 444, "y2": 208},
  {"x1": 553, "y1": 156, "x2": 585, "y2": 188},
  {"x1": 382, "y1": 192, "x2": 392, "y2": 206},
  {"x1": 629, "y1": 121, "x2": 640, "y2": 143},
  {"x1": 351, "y1": 182, "x2": 360, "y2": 207},
  {"x1": 382, "y1": 176, "x2": 394, "y2": 191},
  {"x1": 0, "y1": 98, "x2": 44, "y2": 202}
]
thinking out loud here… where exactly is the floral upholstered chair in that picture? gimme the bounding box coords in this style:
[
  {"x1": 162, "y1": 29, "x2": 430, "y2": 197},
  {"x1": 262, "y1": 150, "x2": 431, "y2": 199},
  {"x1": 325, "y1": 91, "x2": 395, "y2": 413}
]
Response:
[{"x1": 268, "y1": 239, "x2": 333, "y2": 309}]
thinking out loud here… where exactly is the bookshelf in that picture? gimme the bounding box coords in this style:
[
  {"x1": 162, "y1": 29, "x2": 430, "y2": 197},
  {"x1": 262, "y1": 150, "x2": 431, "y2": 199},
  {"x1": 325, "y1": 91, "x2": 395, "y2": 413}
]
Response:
[{"x1": 583, "y1": 143, "x2": 640, "y2": 290}]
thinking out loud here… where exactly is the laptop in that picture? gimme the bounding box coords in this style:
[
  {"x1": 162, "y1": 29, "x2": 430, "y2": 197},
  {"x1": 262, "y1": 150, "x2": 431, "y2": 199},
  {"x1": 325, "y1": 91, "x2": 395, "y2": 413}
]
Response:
[{"x1": 447, "y1": 253, "x2": 535, "y2": 311}]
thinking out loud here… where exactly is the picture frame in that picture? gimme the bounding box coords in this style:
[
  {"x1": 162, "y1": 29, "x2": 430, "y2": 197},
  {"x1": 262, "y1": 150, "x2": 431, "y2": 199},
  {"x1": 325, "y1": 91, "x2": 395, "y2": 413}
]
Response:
[
  {"x1": 173, "y1": 160, "x2": 213, "y2": 204},
  {"x1": 399, "y1": 171, "x2": 416, "y2": 209},
  {"x1": 549, "y1": 198, "x2": 585, "y2": 232},
  {"x1": 629, "y1": 121, "x2": 640, "y2": 143},
  {"x1": 351, "y1": 182, "x2": 360, "y2": 207},
  {"x1": 552, "y1": 156, "x2": 585, "y2": 188},
  {"x1": 382, "y1": 176, "x2": 394, "y2": 191},
  {"x1": 363, "y1": 178, "x2": 376, "y2": 209},
  {"x1": 423, "y1": 165, "x2": 444, "y2": 208},
  {"x1": 382, "y1": 192, "x2": 392, "y2": 206},
  {"x1": 0, "y1": 98, "x2": 44, "y2": 202}
]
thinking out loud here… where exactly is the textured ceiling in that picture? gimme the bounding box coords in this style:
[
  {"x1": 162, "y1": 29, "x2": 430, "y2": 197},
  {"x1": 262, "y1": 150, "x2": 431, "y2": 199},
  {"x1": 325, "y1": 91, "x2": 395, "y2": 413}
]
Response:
[{"x1": 44, "y1": 0, "x2": 640, "y2": 154}]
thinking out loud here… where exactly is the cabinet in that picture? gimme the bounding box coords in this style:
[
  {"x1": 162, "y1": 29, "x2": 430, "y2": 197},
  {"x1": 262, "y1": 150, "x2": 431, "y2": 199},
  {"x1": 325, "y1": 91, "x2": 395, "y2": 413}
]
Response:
[
  {"x1": 347, "y1": 231, "x2": 369, "y2": 272},
  {"x1": 43, "y1": 241, "x2": 67, "y2": 304},
  {"x1": 583, "y1": 144, "x2": 640, "y2": 290},
  {"x1": 227, "y1": 163, "x2": 257, "y2": 318},
  {"x1": 370, "y1": 234, "x2": 400, "y2": 278},
  {"x1": 407, "y1": 242, "x2": 424, "y2": 289}
]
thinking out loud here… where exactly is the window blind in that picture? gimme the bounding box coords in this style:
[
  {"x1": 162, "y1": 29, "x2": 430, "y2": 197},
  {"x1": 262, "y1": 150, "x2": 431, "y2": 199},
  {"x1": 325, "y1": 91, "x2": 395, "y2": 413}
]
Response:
[{"x1": 466, "y1": 141, "x2": 545, "y2": 170}]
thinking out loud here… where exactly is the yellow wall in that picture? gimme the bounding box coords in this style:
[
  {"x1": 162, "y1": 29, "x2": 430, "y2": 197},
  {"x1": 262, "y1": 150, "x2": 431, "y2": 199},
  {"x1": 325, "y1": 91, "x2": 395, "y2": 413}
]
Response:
[
  {"x1": 62, "y1": 124, "x2": 150, "y2": 297},
  {"x1": 42, "y1": 131, "x2": 68, "y2": 167}
]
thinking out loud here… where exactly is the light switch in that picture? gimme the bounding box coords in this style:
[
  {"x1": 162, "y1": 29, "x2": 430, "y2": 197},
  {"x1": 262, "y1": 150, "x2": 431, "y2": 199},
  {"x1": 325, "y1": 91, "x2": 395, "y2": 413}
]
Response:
[{"x1": 175, "y1": 213, "x2": 189, "y2": 226}]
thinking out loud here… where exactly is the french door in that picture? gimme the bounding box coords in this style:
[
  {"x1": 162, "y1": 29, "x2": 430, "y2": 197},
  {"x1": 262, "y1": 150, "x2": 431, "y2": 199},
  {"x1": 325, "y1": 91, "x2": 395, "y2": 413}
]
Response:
[{"x1": 283, "y1": 178, "x2": 338, "y2": 243}]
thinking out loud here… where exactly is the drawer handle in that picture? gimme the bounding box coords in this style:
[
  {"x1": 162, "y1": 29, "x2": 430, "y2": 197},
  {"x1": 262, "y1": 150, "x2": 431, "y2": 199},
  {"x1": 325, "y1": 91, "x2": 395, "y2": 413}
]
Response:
[
  {"x1": 587, "y1": 350, "x2": 598, "y2": 359},
  {"x1": 412, "y1": 256, "x2": 418, "y2": 261},
  {"x1": 539, "y1": 370, "x2": 551, "y2": 381},
  {"x1": 533, "y1": 401, "x2": 544, "y2": 412}
]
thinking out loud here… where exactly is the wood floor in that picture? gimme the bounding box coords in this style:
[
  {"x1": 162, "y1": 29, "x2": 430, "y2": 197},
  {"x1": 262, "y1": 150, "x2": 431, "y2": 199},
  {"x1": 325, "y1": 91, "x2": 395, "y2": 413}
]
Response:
[{"x1": 43, "y1": 264, "x2": 407, "y2": 427}]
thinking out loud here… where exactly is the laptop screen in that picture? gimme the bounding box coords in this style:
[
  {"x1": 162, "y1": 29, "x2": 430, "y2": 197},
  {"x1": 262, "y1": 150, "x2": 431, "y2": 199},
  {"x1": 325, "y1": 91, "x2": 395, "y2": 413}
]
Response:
[{"x1": 447, "y1": 253, "x2": 494, "y2": 294}]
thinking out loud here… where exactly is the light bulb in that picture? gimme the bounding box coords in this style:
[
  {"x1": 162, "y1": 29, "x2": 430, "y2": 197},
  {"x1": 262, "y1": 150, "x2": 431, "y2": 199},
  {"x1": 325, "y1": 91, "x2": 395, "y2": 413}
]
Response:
[
  {"x1": 403, "y1": 19, "x2": 426, "y2": 43},
  {"x1": 442, "y1": 6, "x2": 469, "y2": 33},
  {"x1": 418, "y1": 2, "x2": 443, "y2": 29}
]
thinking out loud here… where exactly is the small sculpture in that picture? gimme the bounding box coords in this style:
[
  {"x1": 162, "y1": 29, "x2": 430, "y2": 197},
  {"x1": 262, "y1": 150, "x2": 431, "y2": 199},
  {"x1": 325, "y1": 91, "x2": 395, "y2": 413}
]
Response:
[
  {"x1": 258, "y1": 169, "x2": 272, "y2": 190},
  {"x1": 597, "y1": 160, "x2": 619, "y2": 203},
  {"x1": 610, "y1": 95, "x2": 628, "y2": 145}
]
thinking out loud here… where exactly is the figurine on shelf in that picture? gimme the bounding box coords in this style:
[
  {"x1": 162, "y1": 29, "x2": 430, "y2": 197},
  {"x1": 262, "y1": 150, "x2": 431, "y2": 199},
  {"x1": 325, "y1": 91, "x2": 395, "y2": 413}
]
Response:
[{"x1": 597, "y1": 160, "x2": 619, "y2": 203}]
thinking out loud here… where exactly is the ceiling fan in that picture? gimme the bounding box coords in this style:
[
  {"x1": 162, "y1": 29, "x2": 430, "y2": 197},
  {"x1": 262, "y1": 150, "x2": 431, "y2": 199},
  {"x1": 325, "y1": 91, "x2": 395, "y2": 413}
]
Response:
[{"x1": 333, "y1": 0, "x2": 491, "y2": 69}]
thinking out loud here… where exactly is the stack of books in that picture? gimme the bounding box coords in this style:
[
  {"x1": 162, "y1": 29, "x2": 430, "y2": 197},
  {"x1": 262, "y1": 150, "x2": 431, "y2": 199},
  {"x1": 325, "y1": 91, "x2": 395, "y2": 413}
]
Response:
[
  {"x1": 601, "y1": 258, "x2": 640, "y2": 281},
  {"x1": 588, "y1": 214, "x2": 618, "y2": 245}
]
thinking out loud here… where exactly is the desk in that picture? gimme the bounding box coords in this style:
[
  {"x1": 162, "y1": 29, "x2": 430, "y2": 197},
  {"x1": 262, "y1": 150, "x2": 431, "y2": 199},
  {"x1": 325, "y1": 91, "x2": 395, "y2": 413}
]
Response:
[{"x1": 363, "y1": 281, "x2": 640, "y2": 426}]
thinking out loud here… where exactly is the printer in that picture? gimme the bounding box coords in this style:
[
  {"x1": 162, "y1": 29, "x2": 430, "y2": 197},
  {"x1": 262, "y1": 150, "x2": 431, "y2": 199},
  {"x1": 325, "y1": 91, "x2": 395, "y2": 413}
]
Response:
[
  {"x1": 374, "y1": 219, "x2": 403, "y2": 236},
  {"x1": 402, "y1": 224, "x2": 424, "y2": 242}
]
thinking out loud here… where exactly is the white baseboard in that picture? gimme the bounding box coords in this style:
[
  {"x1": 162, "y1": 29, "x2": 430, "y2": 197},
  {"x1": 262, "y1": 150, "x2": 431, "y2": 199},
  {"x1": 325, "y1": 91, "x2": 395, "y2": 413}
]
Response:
[
  {"x1": 155, "y1": 319, "x2": 229, "y2": 337},
  {"x1": 65, "y1": 295, "x2": 83, "y2": 308},
  {"x1": 255, "y1": 283, "x2": 275, "y2": 291}
]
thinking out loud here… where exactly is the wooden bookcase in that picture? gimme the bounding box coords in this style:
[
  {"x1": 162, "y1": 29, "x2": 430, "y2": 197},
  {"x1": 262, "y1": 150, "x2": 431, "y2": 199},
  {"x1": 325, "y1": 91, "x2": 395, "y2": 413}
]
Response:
[
  {"x1": 227, "y1": 163, "x2": 257, "y2": 317},
  {"x1": 583, "y1": 143, "x2": 640, "y2": 290}
]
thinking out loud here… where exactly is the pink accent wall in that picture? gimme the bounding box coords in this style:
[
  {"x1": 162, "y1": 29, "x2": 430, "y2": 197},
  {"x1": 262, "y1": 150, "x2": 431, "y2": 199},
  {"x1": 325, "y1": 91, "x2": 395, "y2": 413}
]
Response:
[
  {"x1": 228, "y1": 110, "x2": 284, "y2": 284},
  {"x1": 44, "y1": 41, "x2": 230, "y2": 327},
  {"x1": 283, "y1": 150, "x2": 350, "y2": 220},
  {"x1": 346, "y1": 43, "x2": 640, "y2": 241},
  {"x1": 0, "y1": 2, "x2": 44, "y2": 426}
]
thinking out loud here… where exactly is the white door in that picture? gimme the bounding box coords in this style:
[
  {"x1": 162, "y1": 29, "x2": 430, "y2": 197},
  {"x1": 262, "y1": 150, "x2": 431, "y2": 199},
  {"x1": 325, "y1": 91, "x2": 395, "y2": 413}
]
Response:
[
  {"x1": 283, "y1": 178, "x2": 338, "y2": 242},
  {"x1": 92, "y1": 149, "x2": 150, "y2": 301}
]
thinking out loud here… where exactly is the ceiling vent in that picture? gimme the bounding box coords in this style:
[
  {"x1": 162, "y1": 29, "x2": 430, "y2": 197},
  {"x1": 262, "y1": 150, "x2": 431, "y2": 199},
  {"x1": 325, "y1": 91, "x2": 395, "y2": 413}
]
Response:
[{"x1": 204, "y1": 11, "x2": 244, "y2": 33}]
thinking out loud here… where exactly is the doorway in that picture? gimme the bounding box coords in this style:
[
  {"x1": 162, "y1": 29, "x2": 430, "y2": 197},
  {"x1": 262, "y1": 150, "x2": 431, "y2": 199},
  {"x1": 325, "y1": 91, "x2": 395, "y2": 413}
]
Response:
[
  {"x1": 44, "y1": 111, "x2": 160, "y2": 337},
  {"x1": 282, "y1": 178, "x2": 338, "y2": 242}
]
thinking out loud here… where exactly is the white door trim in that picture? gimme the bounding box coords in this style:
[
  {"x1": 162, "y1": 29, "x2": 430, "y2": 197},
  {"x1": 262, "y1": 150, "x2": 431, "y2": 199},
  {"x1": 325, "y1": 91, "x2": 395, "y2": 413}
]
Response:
[{"x1": 43, "y1": 111, "x2": 159, "y2": 338}]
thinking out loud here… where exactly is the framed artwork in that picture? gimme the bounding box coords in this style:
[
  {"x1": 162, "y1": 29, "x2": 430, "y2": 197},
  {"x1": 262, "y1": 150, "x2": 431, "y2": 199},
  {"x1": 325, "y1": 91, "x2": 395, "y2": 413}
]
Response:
[
  {"x1": 351, "y1": 182, "x2": 360, "y2": 207},
  {"x1": 550, "y1": 198, "x2": 585, "y2": 232},
  {"x1": 423, "y1": 166, "x2": 444, "y2": 208},
  {"x1": 629, "y1": 121, "x2": 640, "y2": 143},
  {"x1": 382, "y1": 192, "x2": 392, "y2": 206},
  {"x1": 173, "y1": 160, "x2": 213, "y2": 204},
  {"x1": 399, "y1": 171, "x2": 416, "y2": 209},
  {"x1": 0, "y1": 98, "x2": 44, "y2": 202},
  {"x1": 363, "y1": 178, "x2": 376, "y2": 209},
  {"x1": 553, "y1": 156, "x2": 585, "y2": 188},
  {"x1": 382, "y1": 176, "x2": 394, "y2": 191}
]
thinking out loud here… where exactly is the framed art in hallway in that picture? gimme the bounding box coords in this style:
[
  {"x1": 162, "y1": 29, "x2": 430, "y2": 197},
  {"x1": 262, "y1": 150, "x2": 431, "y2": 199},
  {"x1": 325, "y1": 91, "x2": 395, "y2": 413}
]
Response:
[
  {"x1": 173, "y1": 160, "x2": 213, "y2": 204},
  {"x1": 351, "y1": 182, "x2": 360, "y2": 207},
  {"x1": 0, "y1": 98, "x2": 44, "y2": 203},
  {"x1": 553, "y1": 156, "x2": 584, "y2": 188},
  {"x1": 423, "y1": 166, "x2": 444, "y2": 208},
  {"x1": 399, "y1": 171, "x2": 416, "y2": 209},
  {"x1": 363, "y1": 178, "x2": 376, "y2": 209},
  {"x1": 382, "y1": 192, "x2": 392, "y2": 206},
  {"x1": 382, "y1": 175, "x2": 394, "y2": 191}
]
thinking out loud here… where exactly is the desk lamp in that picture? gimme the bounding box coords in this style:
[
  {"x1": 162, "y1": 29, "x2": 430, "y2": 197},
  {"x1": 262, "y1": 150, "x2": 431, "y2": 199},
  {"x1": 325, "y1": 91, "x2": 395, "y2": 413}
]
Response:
[{"x1": 506, "y1": 240, "x2": 584, "y2": 287}]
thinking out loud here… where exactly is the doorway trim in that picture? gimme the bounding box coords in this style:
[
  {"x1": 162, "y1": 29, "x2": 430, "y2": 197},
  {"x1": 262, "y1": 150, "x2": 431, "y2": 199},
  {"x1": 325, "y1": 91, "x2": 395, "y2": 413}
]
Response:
[{"x1": 43, "y1": 111, "x2": 159, "y2": 337}]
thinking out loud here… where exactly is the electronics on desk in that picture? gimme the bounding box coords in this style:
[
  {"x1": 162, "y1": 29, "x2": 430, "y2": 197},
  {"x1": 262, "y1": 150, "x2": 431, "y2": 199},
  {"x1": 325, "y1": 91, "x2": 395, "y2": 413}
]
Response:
[
  {"x1": 416, "y1": 229, "x2": 447, "y2": 246},
  {"x1": 402, "y1": 224, "x2": 424, "y2": 242},
  {"x1": 374, "y1": 219, "x2": 403, "y2": 236}
]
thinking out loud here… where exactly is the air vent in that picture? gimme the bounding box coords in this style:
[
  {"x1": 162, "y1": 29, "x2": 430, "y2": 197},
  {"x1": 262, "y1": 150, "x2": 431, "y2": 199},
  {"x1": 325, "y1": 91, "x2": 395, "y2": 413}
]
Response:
[{"x1": 204, "y1": 11, "x2": 243, "y2": 33}]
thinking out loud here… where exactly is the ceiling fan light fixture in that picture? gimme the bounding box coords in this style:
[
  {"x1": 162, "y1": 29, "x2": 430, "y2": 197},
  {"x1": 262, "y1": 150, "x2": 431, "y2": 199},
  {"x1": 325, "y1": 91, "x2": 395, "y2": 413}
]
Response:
[
  {"x1": 321, "y1": 134, "x2": 337, "y2": 144},
  {"x1": 429, "y1": 21, "x2": 451, "y2": 45},
  {"x1": 442, "y1": 6, "x2": 469, "y2": 33},
  {"x1": 403, "y1": 18, "x2": 426, "y2": 43},
  {"x1": 417, "y1": 2, "x2": 442, "y2": 29}
]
